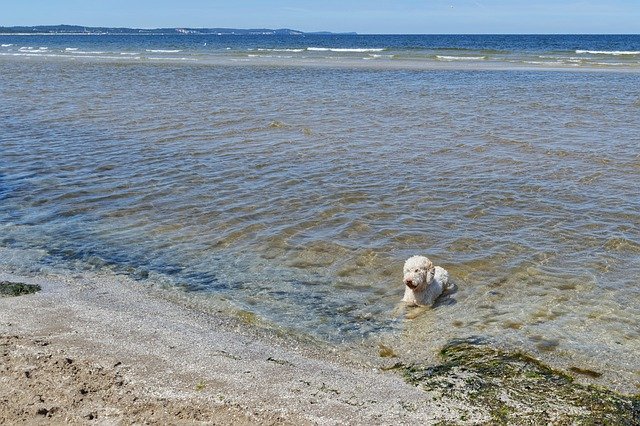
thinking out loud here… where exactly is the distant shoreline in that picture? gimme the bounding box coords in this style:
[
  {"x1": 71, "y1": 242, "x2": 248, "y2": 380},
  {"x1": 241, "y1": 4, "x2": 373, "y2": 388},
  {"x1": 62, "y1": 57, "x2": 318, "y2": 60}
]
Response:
[
  {"x1": 1, "y1": 26, "x2": 637, "y2": 36},
  {"x1": 0, "y1": 25, "x2": 357, "y2": 36}
]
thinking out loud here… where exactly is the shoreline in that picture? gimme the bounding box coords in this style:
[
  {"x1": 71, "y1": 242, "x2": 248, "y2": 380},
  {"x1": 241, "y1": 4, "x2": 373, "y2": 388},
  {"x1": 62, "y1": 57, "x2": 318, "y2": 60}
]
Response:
[
  {"x1": 1, "y1": 269, "x2": 638, "y2": 424},
  {"x1": 0, "y1": 269, "x2": 469, "y2": 424}
]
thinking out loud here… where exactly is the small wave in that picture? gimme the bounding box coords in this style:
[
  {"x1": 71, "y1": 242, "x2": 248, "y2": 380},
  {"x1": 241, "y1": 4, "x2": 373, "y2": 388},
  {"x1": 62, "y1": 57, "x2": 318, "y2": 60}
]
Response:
[
  {"x1": 146, "y1": 49, "x2": 183, "y2": 53},
  {"x1": 65, "y1": 47, "x2": 79, "y2": 51},
  {"x1": 4, "y1": 52, "x2": 133, "y2": 60},
  {"x1": 147, "y1": 57, "x2": 196, "y2": 61},
  {"x1": 1, "y1": 44, "x2": 13, "y2": 47},
  {"x1": 18, "y1": 47, "x2": 48, "y2": 53},
  {"x1": 75, "y1": 51, "x2": 107, "y2": 54},
  {"x1": 576, "y1": 50, "x2": 640, "y2": 55},
  {"x1": 436, "y1": 55, "x2": 486, "y2": 61},
  {"x1": 246, "y1": 54, "x2": 294, "y2": 59},
  {"x1": 592, "y1": 62, "x2": 632, "y2": 66},
  {"x1": 257, "y1": 48, "x2": 304, "y2": 52},
  {"x1": 307, "y1": 47, "x2": 385, "y2": 53},
  {"x1": 120, "y1": 52, "x2": 140, "y2": 55},
  {"x1": 538, "y1": 55, "x2": 585, "y2": 61}
]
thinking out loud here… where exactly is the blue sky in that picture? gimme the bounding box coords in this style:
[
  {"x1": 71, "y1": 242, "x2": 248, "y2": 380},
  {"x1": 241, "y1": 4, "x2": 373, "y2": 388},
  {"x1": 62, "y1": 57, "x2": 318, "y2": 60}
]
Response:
[{"x1": 1, "y1": 0, "x2": 638, "y2": 34}]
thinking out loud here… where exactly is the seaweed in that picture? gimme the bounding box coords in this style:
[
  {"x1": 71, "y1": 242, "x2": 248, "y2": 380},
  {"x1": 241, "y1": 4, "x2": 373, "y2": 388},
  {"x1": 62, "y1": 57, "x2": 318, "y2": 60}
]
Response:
[
  {"x1": 387, "y1": 339, "x2": 640, "y2": 425},
  {"x1": 0, "y1": 281, "x2": 41, "y2": 297}
]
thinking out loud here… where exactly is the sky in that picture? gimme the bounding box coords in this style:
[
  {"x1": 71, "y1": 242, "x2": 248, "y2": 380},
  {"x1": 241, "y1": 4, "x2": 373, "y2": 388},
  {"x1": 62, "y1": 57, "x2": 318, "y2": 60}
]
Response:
[{"x1": 1, "y1": 0, "x2": 639, "y2": 34}]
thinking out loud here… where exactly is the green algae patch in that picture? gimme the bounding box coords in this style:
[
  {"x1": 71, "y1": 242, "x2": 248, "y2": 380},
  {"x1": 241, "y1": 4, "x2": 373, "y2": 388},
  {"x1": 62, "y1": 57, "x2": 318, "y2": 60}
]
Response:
[
  {"x1": 388, "y1": 340, "x2": 640, "y2": 425},
  {"x1": 0, "y1": 281, "x2": 41, "y2": 297}
]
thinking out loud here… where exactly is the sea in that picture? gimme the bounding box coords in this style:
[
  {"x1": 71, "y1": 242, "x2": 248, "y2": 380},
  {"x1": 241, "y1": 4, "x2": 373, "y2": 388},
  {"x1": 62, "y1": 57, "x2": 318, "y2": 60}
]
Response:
[{"x1": 1, "y1": 34, "x2": 639, "y2": 391}]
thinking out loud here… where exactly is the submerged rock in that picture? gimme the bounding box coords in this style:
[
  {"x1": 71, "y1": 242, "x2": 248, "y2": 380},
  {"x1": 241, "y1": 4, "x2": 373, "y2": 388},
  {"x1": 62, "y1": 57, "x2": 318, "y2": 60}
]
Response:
[
  {"x1": 387, "y1": 339, "x2": 640, "y2": 425},
  {"x1": 0, "y1": 281, "x2": 41, "y2": 297}
]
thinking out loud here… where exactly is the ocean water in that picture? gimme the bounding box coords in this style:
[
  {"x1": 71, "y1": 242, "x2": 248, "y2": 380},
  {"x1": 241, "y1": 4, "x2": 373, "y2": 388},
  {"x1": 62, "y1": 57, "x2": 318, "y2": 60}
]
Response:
[
  {"x1": 1, "y1": 34, "x2": 639, "y2": 391},
  {"x1": 1, "y1": 33, "x2": 640, "y2": 69}
]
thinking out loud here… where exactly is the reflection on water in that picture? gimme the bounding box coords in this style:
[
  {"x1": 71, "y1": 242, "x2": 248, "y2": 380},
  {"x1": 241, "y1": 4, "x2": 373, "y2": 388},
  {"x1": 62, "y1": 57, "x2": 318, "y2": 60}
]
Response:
[{"x1": 1, "y1": 57, "x2": 639, "y2": 390}]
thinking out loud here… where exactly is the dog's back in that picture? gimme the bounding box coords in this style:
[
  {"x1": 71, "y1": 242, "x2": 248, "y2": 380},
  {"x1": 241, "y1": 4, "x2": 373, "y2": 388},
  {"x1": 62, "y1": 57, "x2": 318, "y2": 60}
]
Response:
[{"x1": 434, "y1": 266, "x2": 449, "y2": 290}]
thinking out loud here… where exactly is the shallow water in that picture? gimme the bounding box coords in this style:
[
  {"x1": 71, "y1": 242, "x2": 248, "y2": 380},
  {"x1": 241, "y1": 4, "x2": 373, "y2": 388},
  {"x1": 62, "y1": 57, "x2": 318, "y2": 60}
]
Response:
[{"x1": 1, "y1": 35, "x2": 639, "y2": 391}]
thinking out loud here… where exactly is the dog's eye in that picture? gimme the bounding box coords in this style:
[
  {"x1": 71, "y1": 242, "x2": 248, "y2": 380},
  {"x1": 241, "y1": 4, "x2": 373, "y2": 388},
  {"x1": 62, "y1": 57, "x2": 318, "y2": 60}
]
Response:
[{"x1": 415, "y1": 269, "x2": 419, "y2": 273}]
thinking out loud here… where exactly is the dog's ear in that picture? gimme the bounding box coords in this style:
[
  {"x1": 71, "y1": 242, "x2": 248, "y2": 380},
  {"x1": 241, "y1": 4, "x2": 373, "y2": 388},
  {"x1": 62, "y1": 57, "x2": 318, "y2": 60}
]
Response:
[
  {"x1": 424, "y1": 259, "x2": 434, "y2": 271},
  {"x1": 427, "y1": 264, "x2": 435, "y2": 276}
]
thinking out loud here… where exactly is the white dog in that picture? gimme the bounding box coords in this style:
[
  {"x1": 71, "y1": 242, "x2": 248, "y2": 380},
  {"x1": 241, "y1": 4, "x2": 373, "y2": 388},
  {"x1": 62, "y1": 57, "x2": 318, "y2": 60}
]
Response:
[{"x1": 402, "y1": 255, "x2": 450, "y2": 306}]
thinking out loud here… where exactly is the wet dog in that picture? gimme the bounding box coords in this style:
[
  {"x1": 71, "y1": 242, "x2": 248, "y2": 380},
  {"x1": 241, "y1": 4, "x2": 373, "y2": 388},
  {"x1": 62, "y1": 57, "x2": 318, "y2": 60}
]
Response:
[{"x1": 402, "y1": 255, "x2": 450, "y2": 306}]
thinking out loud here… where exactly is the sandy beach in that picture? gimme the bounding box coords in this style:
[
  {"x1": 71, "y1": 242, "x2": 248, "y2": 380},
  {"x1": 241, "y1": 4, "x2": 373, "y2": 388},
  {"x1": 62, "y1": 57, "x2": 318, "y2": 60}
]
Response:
[
  {"x1": 0, "y1": 269, "x2": 471, "y2": 424},
  {"x1": 1, "y1": 269, "x2": 638, "y2": 425}
]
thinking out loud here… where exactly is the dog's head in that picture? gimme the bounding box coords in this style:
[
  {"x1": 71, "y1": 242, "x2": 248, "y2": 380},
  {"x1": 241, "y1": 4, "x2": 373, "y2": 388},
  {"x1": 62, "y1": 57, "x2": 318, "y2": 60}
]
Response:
[{"x1": 403, "y1": 255, "x2": 435, "y2": 291}]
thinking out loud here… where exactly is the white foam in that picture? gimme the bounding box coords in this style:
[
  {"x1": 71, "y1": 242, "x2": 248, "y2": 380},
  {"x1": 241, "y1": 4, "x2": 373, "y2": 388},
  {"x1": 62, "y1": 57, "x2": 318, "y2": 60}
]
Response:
[
  {"x1": 65, "y1": 47, "x2": 79, "y2": 51},
  {"x1": 145, "y1": 49, "x2": 183, "y2": 53},
  {"x1": 2, "y1": 52, "x2": 136, "y2": 60},
  {"x1": 436, "y1": 55, "x2": 486, "y2": 61},
  {"x1": 539, "y1": 55, "x2": 585, "y2": 61},
  {"x1": 593, "y1": 62, "x2": 631, "y2": 66},
  {"x1": 18, "y1": 46, "x2": 48, "y2": 53},
  {"x1": 76, "y1": 51, "x2": 107, "y2": 54},
  {"x1": 257, "y1": 48, "x2": 304, "y2": 52},
  {"x1": 576, "y1": 50, "x2": 640, "y2": 55},
  {"x1": 1, "y1": 44, "x2": 13, "y2": 47},
  {"x1": 307, "y1": 47, "x2": 385, "y2": 53},
  {"x1": 120, "y1": 52, "x2": 140, "y2": 55}
]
